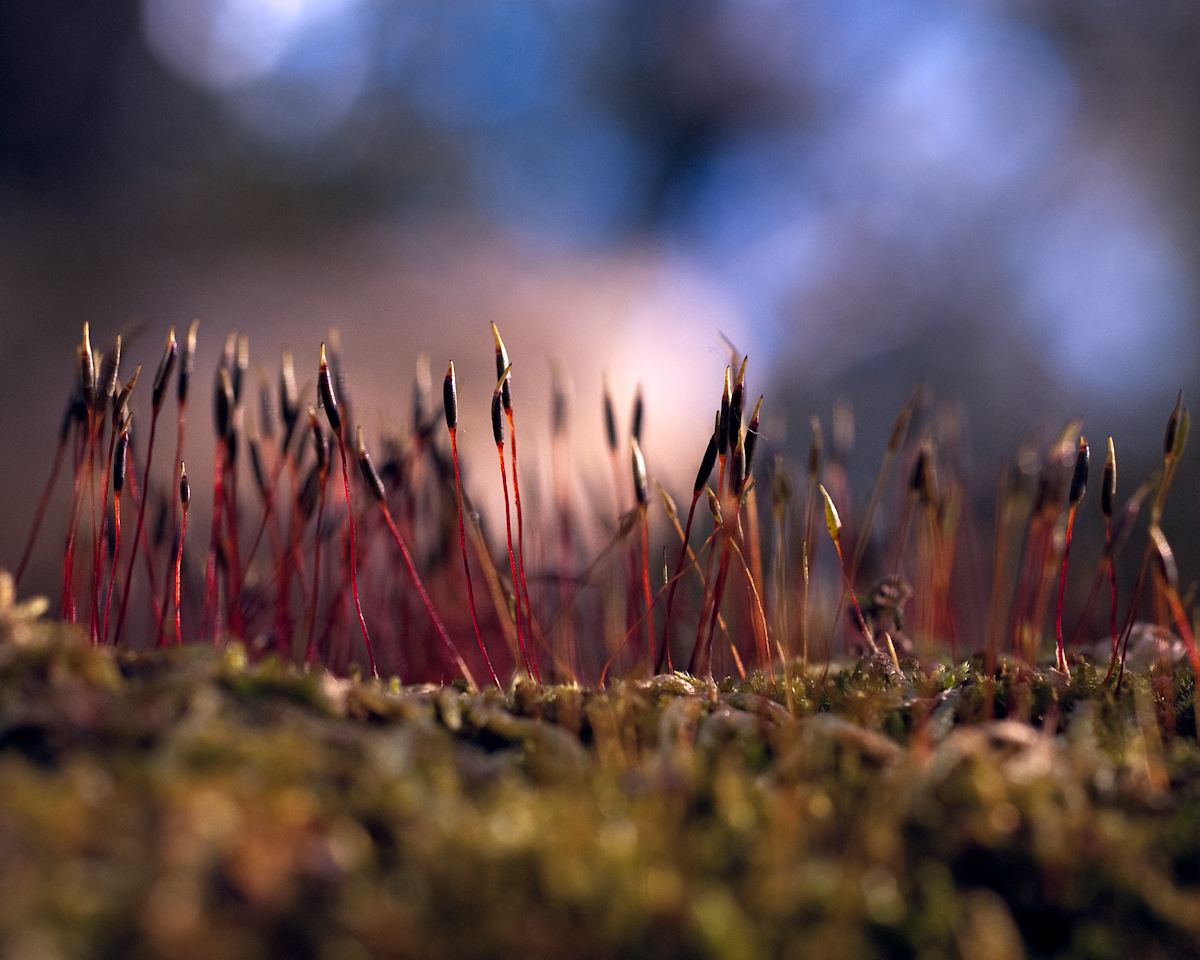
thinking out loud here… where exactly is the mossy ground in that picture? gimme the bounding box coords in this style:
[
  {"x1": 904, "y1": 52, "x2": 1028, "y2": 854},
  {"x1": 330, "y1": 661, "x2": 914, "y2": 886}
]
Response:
[{"x1": 2, "y1": 615, "x2": 1200, "y2": 960}]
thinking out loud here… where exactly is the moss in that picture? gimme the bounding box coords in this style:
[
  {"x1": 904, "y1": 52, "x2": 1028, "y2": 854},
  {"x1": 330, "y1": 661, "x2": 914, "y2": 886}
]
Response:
[{"x1": 2, "y1": 625, "x2": 1200, "y2": 958}]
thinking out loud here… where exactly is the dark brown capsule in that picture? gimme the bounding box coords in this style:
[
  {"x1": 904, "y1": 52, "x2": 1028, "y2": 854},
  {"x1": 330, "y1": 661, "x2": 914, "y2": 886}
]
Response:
[
  {"x1": 491, "y1": 389, "x2": 504, "y2": 446},
  {"x1": 631, "y1": 439, "x2": 648, "y2": 506},
  {"x1": 729, "y1": 431, "x2": 745, "y2": 496},
  {"x1": 1164, "y1": 391, "x2": 1183, "y2": 459},
  {"x1": 630, "y1": 384, "x2": 644, "y2": 445},
  {"x1": 327, "y1": 331, "x2": 354, "y2": 436},
  {"x1": 694, "y1": 414, "x2": 720, "y2": 495},
  {"x1": 214, "y1": 367, "x2": 234, "y2": 440},
  {"x1": 152, "y1": 327, "x2": 178, "y2": 411},
  {"x1": 492, "y1": 322, "x2": 512, "y2": 413},
  {"x1": 444, "y1": 362, "x2": 459, "y2": 431},
  {"x1": 1101, "y1": 437, "x2": 1115, "y2": 519},
  {"x1": 911, "y1": 442, "x2": 937, "y2": 507},
  {"x1": 113, "y1": 429, "x2": 129, "y2": 493},
  {"x1": 317, "y1": 344, "x2": 341, "y2": 434},
  {"x1": 309, "y1": 408, "x2": 328, "y2": 473},
  {"x1": 1069, "y1": 437, "x2": 1089, "y2": 507},
  {"x1": 179, "y1": 462, "x2": 190, "y2": 507},
  {"x1": 356, "y1": 427, "x2": 387, "y2": 503},
  {"x1": 728, "y1": 358, "x2": 747, "y2": 454},
  {"x1": 79, "y1": 345, "x2": 96, "y2": 415},
  {"x1": 718, "y1": 367, "x2": 731, "y2": 458},
  {"x1": 179, "y1": 319, "x2": 199, "y2": 406}
]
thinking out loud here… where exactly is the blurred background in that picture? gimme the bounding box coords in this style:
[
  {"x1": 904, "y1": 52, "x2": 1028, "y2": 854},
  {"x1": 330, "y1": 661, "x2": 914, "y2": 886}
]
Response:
[{"x1": 4, "y1": 0, "x2": 1200, "y2": 610}]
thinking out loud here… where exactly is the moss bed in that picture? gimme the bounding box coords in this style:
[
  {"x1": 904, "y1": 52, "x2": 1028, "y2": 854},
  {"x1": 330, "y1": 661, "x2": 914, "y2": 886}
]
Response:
[{"x1": 3, "y1": 607, "x2": 1200, "y2": 960}]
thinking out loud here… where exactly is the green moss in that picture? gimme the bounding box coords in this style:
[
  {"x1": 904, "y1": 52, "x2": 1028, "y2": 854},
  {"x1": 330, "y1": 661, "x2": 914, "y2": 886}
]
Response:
[{"x1": 2, "y1": 626, "x2": 1200, "y2": 958}]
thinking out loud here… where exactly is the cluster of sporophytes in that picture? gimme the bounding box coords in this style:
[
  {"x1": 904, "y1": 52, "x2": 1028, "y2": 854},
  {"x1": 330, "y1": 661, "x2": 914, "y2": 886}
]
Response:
[
  {"x1": 15, "y1": 322, "x2": 1200, "y2": 696},
  {"x1": 8, "y1": 322, "x2": 1200, "y2": 958}
]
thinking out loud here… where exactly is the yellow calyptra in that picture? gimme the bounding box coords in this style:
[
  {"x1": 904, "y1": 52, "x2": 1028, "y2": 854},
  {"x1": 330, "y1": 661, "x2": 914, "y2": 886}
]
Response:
[{"x1": 819, "y1": 483, "x2": 841, "y2": 544}]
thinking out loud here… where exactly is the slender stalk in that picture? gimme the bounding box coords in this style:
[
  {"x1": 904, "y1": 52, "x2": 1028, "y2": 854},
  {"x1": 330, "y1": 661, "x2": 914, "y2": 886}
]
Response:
[
  {"x1": 15, "y1": 396, "x2": 76, "y2": 587},
  {"x1": 60, "y1": 412, "x2": 90, "y2": 624},
  {"x1": 92, "y1": 332, "x2": 127, "y2": 640},
  {"x1": 492, "y1": 324, "x2": 536, "y2": 672},
  {"x1": 334, "y1": 432, "x2": 373, "y2": 676},
  {"x1": 506, "y1": 416, "x2": 535, "y2": 671},
  {"x1": 821, "y1": 484, "x2": 875, "y2": 655},
  {"x1": 699, "y1": 536, "x2": 735, "y2": 679},
  {"x1": 102, "y1": 428, "x2": 130, "y2": 644},
  {"x1": 84, "y1": 409, "x2": 102, "y2": 643},
  {"x1": 103, "y1": 491, "x2": 121, "y2": 643},
  {"x1": 64, "y1": 326, "x2": 99, "y2": 627},
  {"x1": 315, "y1": 345, "x2": 375, "y2": 677},
  {"x1": 688, "y1": 491, "x2": 724, "y2": 675},
  {"x1": 984, "y1": 463, "x2": 1016, "y2": 676},
  {"x1": 303, "y1": 471, "x2": 329, "y2": 665},
  {"x1": 1113, "y1": 399, "x2": 1189, "y2": 687},
  {"x1": 91, "y1": 400, "x2": 122, "y2": 644},
  {"x1": 631, "y1": 438, "x2": 653, "y2": 667},
  {"x1": 175, "y1": 464, "x2": 189, "y2": 645},
  {"x1": 640, "y1": 508, "x2": 653, "y2": 665},
  {"x1": 200, "y1": 438, "x2": 225, "y2": 642},
  {"x1": 849, "y1": 390, "x2": 916, "y2": 582},
  {"x1": 1054, "y1": 511, "x2": 1079, "y2": 671},
  {"x1": 801, "y1": 417, "x2": 821, "y2": 668},
  {"x1": 356, "y1": 428, "x2": 475, "y2": 689},
  {"x1": 1055, "y1": 437, "x2": 1089, "y2": 672},
  {"x1": 114, "y1": 328, "x2": 176, "y2": 646},
  {"x1": 223, "y1": 446, "x2": 244, "y2": 637},
  {"x1": 492, "y1": 371, "x2": 537, "y2": 681},
  {"x1": 660, "y1": 491, "x2": 700, "y2": 673},
  {"x1": 443, "y1": 366, "x2": 500, "y2": 686},
  {"x1": 497, "y1": 433, "x2": 530, "y2": 676}
]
